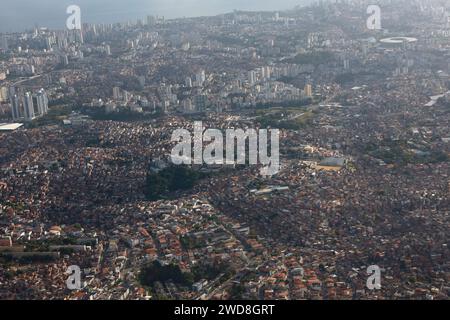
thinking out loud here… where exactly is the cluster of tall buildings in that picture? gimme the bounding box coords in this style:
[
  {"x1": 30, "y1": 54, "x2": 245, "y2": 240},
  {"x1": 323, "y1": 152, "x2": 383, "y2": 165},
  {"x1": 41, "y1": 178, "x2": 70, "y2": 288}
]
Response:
[
  {"x1": 10, "y1": 88, "x2": 49, "y2": 122},
  {"x1": 112, "y1": 87, "x2": 131, "y2": 103},
  {"x1": 46, "y1": 29, "x2": 84, "y2": 50},
  {"x1": 248, "y1": 66, "x2": 272, "y2": 85},
  {"x1": 0, "y1": 35, "x2": 8, "y2": 51},
  {"x1": 184, "y1": 70, "x2": 207, "y2": 88}
]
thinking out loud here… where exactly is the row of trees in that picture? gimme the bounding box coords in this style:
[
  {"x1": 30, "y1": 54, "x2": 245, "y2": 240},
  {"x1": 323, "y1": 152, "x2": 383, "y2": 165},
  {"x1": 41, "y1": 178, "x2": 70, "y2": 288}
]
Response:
[
  {"x1": 139, "y1": 260, "x2": 231, "y2": 288},
  {"x1": 139, "y1": 261, "x2": 193, "y2": 287},
  {"x1": 145, "y1": 165, "x2": 204, "y2": 201}
]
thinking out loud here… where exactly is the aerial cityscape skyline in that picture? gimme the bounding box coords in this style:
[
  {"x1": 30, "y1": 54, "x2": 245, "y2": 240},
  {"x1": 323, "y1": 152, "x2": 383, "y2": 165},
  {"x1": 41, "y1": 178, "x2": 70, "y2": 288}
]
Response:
[
  {"x1": 0, "y1": 0, "x2": 449, "y2": 307},
  {"x1": 0, "y1": 0, "x2": 310, "y2": 32}
]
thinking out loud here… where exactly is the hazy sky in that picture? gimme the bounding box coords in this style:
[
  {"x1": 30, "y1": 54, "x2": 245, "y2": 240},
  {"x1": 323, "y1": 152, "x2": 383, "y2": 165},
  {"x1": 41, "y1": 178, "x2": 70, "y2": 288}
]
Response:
[{"x1": 0, "y1": 0, "x2": 309, "y2": 32}]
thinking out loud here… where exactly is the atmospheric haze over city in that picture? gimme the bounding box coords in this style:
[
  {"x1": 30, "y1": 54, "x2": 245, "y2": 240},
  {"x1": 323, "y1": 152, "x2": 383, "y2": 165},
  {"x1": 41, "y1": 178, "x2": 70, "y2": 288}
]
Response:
[
  {"x1": 0, "y1": 0, "x2": 311, "y2": 32},
  {"x1": 0, "y1": 0, "x2": 449, "y2": 309}
]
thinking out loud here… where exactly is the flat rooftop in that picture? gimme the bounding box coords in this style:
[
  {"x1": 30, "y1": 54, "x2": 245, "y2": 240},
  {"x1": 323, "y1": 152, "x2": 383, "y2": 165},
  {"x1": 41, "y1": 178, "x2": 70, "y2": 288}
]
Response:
[{"x1": 0, "y1": 123, "x2": 24, "y2": 131}]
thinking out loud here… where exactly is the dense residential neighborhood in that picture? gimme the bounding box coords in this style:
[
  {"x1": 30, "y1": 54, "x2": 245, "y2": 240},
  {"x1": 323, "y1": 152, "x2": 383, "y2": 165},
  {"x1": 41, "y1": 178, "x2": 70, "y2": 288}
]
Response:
[{"x1": 0, "y1": 0, "x2": 449, "y2": 300}]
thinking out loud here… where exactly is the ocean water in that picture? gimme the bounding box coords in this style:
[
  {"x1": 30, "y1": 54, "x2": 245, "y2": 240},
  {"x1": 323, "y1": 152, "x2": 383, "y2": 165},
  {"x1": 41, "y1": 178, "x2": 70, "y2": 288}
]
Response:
[{"x1": 0, "y1": 0, "x2": 309, "y2": 32}]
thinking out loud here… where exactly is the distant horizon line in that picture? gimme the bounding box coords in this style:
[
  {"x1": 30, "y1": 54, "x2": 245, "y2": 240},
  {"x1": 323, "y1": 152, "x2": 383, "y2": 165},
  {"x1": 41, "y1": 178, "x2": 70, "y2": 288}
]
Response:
[{"x1": 0, "y1": 3, "x2": 312, "y2": 34}]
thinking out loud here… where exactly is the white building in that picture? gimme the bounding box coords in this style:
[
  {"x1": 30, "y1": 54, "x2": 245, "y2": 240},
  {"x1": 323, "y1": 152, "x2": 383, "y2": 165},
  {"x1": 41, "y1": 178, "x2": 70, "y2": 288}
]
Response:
[
  {"x1": 23, "y1": 92, "x2": 35, "y2": 121},
  {"x1": 35, "y1": 89, "x2": 49, "y2": 116},
  {"x1": 11, "y1": 95, "x2": 21, "y2": 121},
  {"x1": 0, "y1": 36, "x2": 8, "y2": 51},
  {"x1": 248, "y1": 71, "x2": 257, "y2": 85}
]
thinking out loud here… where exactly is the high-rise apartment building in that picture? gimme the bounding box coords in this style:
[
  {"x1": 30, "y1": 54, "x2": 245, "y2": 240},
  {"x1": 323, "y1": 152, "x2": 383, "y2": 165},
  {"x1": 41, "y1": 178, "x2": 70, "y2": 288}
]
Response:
[
  {"x1": 23, "y1": 92, "x2": 35, "y2": 121},
  {"x1": 36, "y1": 89, "x2": 49, "y2": 116},
  {"x1": 11, "y1": 95, "x2": 21, "y2": 121},
  {"x1": 304, "y1": 84, "x2": 313, "y2": 98}
]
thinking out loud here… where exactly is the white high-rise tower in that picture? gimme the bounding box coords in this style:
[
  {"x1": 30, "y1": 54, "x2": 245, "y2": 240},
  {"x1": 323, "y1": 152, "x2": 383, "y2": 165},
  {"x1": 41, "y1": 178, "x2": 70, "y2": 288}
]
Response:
[
  {"x1": 23, "y1": 92, "x2": 35, "y2": 121},
  {"x1": 36, "y1": 89, "x2": 49, "y2": 116}
]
